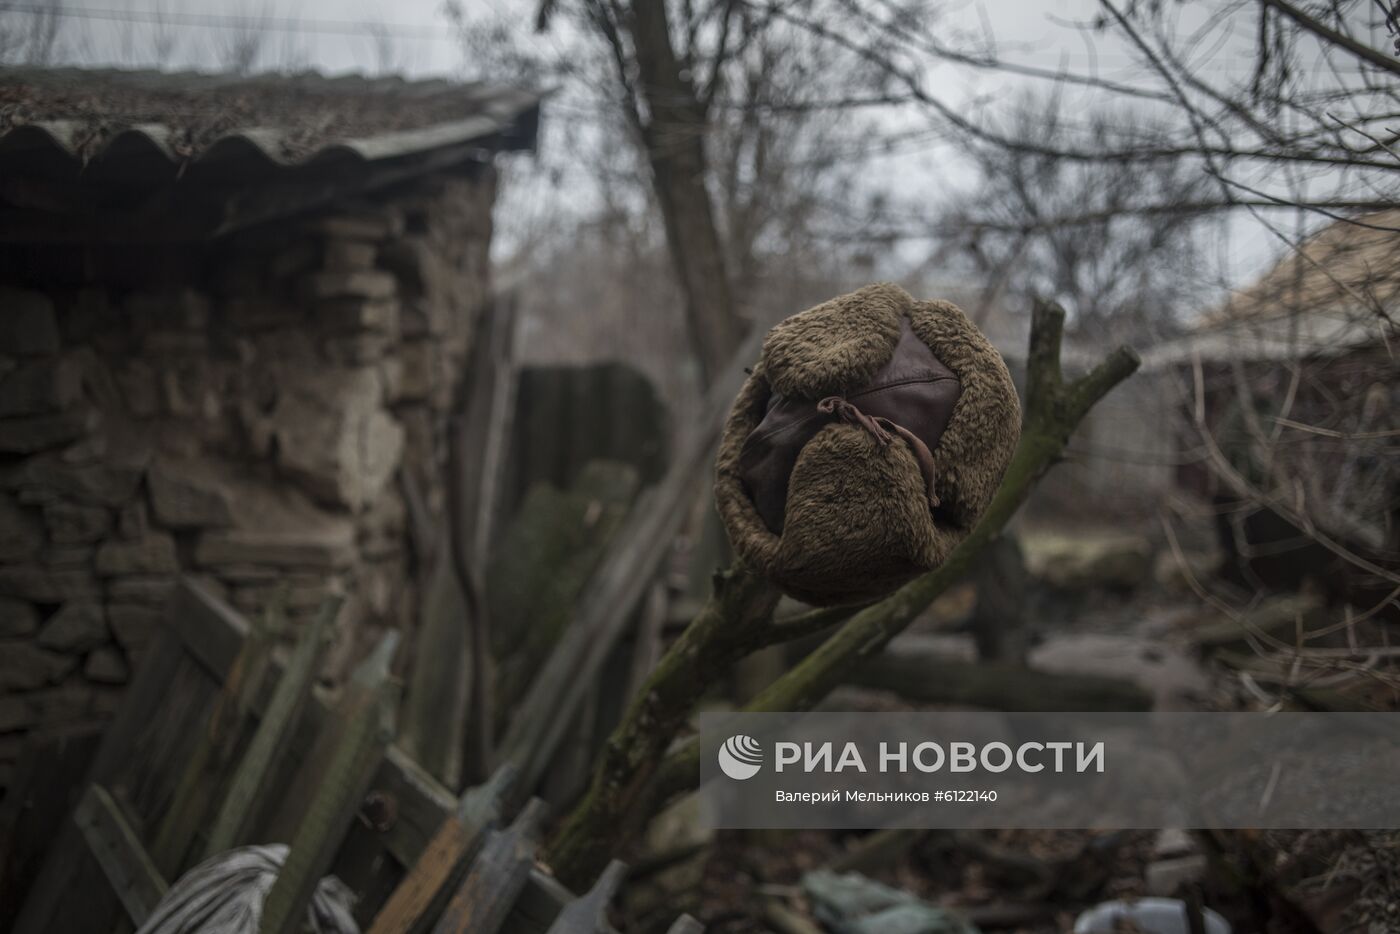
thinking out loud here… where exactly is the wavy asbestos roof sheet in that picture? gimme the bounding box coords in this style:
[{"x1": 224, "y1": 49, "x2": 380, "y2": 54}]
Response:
[
  {"x1": 0, "y1": 67, "x2": 542, "y2": 180},
  {"x1": 1143, "y1": 210, "x2": 1399, "y2": 368}
]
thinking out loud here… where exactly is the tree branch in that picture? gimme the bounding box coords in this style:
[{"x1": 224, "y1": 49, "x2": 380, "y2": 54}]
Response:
[
  {"x1": 1259, "y1": 0, "x2": 1400, "y2": 78},
  {"x1": 545, "y1": 299, "x2": 1140, "y2": 886}
]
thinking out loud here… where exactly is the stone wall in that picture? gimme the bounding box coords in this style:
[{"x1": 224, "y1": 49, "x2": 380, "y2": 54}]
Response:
[{"x1": 0, "y1": 167, "x2": 497, "y2": 795}]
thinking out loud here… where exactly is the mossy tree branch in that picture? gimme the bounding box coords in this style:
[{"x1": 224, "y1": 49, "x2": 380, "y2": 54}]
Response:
[
  {"x1": 545, "y1": 566, "x2": 781, "y2": 888},
  {"x1": 546, "y1": 300, "x2": 1140, "y2": 887}
]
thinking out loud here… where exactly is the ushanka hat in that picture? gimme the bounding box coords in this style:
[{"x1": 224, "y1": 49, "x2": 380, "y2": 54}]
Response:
[{"x1": 716, "y1": 283, "x2": 1021, "y2": 606}]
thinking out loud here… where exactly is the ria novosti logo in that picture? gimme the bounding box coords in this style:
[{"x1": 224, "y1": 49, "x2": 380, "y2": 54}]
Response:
[{"x1": 717, "y1": 734, "x2": 764, "y2": 780}]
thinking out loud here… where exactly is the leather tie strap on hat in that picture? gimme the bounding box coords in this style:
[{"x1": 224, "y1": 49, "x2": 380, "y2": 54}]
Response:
[{"x1": 816, "y1": 396, "x2": 941, "y2": 509}]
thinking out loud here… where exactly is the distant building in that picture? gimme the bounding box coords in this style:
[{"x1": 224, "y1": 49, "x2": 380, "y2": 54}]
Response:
[
  {"x1": 1145, "y1": 210, "x2": 1398, "y2": 594},
  {"x1": 0, "y1": 67, "x2": 541, "y2": 793},
  {"x1": 1000, "y1": 211, "x2": 1398, "y2": 569}
]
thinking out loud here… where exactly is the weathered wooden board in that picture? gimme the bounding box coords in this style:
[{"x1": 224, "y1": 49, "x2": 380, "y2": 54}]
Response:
[
  {"x1": 368, "y1": 765, "x2": 514, "y2": 934},
  {"x1": 148, "y1": 598, "x2": 276, "y2": 877},
  {"x1": 544, "y1": 860, "x2": 626, "y2": 934},
  {"x1": 262, "y1": 633, "x2": 398, "y2": 934},
  {"x1": 12, "y1": 577, "x2": 616, "y2": 934},
  {"x1": 203, "y1": 598, "x2": 334, "y2": 859},
  {"x1": 505, "y1": 363, "x2": 668, "y2": 517},
  {"x1": 433, "y1": 799, "x2": 546, "y2": 934},
  {"x1": 12, "y1": 628, "x2": 201, "y2": 934},
  {"x1": 73, "y1": 784, "x2": 168, "y2": 926}
]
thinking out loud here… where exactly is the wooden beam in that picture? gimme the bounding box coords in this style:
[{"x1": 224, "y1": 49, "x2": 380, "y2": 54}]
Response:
[
  {"x1": 368, "y1": 765, "x2": 514, "y2": 934},
  {"x1": 203, "y1": 597, "x2": 338, "y2": 859},
  {"x1": 73, "y1": 784, "x2": 169, "y2": 927},
  {"x1": 543, "y1": 861, "x2": 626, "y2": 934},
  {"x1": 164, "y1": 579, "x2": 598, "y2": 931},
  {"x1": 261, "y1": 632, "x2": 400, "y2": 934},
  {"x1": 432, "y1": 799, "x2": 547, "y2": 934},
  {"x1": 12, "y1": 629, "x2": 188, "y2": 934}
]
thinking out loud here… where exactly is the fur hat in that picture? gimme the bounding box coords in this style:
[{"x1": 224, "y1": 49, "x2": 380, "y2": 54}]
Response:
[{"x1": 715, "y1": 283, "x2": 1021, "y2": 606}]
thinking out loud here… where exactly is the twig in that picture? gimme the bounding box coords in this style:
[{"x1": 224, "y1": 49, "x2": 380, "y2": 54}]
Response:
[{"x1": 1259, "y1": 0, "x2": 1400, "y2": 78}]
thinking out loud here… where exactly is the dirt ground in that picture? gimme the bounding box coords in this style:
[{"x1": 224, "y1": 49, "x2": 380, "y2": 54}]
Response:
[{"x1": 616, "y1": 531, "x2": 1400, "y2": 934}]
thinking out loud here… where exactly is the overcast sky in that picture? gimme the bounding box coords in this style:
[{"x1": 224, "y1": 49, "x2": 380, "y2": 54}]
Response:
[
  {"x1": 45, "y1": 0, "x2": 1293, "y2": 80},
  {"x1": 14, "y1": 0, "x2": 1369, "y2": 289}
]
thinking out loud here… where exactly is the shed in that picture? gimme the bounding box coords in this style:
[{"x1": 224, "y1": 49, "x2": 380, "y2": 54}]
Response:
[
  {"x1": 1145, "y1": 211, "x2": 1399, "y2": 593},
  {"x1": 0, "y1": 67, "x2": 542, "y2": 797}
]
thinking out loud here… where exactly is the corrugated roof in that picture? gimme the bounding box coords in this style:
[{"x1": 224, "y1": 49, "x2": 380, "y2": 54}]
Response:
[
  {"x1": 0, "y1": 67, "x2": 542, "y2": 181},
  {"x1": 1145, "y1": 211, "x2": 1399, "y2": 368},
  {"x1": 1203, "y1": 208, "x2": 1400, "y2": 326}
]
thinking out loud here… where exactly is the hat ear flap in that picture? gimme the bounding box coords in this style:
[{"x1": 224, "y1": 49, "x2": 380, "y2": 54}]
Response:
[{"x1": 774, "y1": 423, "x2": 953, "y2": 606}]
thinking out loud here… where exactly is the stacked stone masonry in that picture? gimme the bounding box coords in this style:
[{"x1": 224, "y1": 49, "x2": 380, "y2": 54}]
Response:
[{"x1": 0, "y1": 168, "x2": 497, "y2": 795}]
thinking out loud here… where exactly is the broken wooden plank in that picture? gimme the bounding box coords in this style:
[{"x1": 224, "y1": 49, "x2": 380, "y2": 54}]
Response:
[
  {"x1": 73, "y1": 784, "x2": 169, "y2": 927},
  {"x1": 204, "y1": 596, "x2": 339, "y2": 859},
  {"x1": 401, "y1": 533, "x2": 472, "y2": 790},
  {"x1": 12, "y1": 626, "x2": 189, "y2": 934},
  {"x1": 448, "y1": 294, "x2": 521, "y2": 785},
  {"x1": 433, "y1": 799, "x2": 548, "y2": 934},
  {"x1": 543, "y1": 860, "x2": 626, "y2": 934},
  {"x1": 500, "y1": 327, "x2": 764, "y2": 798},
  {"x1": 150, "y1": 589, "x2": 281, "y2": 875},
  {"x1": 368, "y1": 764, "x2": 517, "y2": 934},
  {"x1": 125, "y1": 580, "x2": 585, "y2": 931},
  {"x1": 260, "y1": 631, "x2": 400, "y2": 934}
]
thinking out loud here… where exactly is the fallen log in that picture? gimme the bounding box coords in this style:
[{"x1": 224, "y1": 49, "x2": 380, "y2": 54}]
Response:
[
  {"x1": 1188, "y1": 594, "x2": 1325, "y2": 653},
  {"x1": 847, "y1": 650, "x2": 1153, "y2": 711}
]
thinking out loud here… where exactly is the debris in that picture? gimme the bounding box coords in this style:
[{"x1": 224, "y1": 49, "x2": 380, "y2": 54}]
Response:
[
  {"x1": 1073, "y1": 897, "x2": 1230, "y2": 934},
  {"x1": 133, "y1": 844, "x2": 358, "y2": 934},
  {"x1": 800, "y1": 870, "x2": 981, "y2": 934}
]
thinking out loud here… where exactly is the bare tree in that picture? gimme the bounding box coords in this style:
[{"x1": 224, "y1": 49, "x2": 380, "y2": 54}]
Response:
[
  {"x1": 0, "y1": 3, "x2": 23, "y2": 63},
  {"x1": 439, "y1": 0, "x2": 1399, "y2": 888},
  {"x1": 146, "y1": 0, "x2": 179, "y2": 68},
  {"x1": 362, "y1": 20, "x2": 407, "y2": 76},
  {"x1": 213, "y1": 1, "x2": 273, "y2": 75},
  {"x1": 0, "y1": 0, "x2": 66, "y2": 65},
  {"x1": 898, "y1": 0, "x2": 1400, "y2": 695},
  {"x1": 450, "y1": 0, "x2": 925, "y2": 381},
  {"x1": 937, "y1": 94, "x2": 1218, "y2": 344}
]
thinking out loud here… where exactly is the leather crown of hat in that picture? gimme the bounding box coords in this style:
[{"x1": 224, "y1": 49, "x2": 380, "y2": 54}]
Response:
[{"x1": 715, "y1": 283, "x2": 1021, "y2": 607}]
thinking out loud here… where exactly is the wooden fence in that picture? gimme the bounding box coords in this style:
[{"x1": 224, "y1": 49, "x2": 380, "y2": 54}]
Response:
[{"x1": 5, "y1": 578, "x2": 701, "y2": 934}]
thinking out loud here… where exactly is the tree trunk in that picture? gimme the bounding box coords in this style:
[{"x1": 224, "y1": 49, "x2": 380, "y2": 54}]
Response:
[{"x1": 628, "y1": 0, "x2": 743, "y2": 382}]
